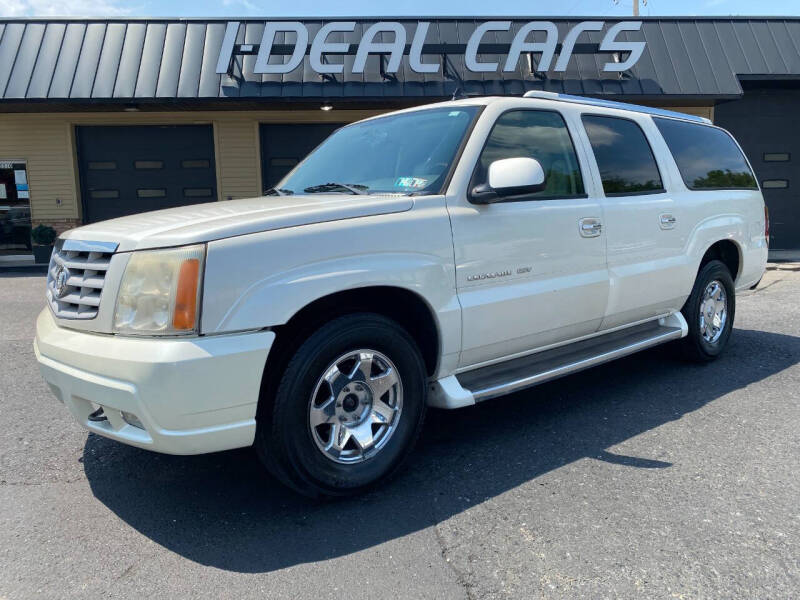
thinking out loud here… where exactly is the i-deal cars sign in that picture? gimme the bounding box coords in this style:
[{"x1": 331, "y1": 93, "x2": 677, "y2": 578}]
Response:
[{"x1": 216, "y1": 20, "x2": 646, "y2": 76}]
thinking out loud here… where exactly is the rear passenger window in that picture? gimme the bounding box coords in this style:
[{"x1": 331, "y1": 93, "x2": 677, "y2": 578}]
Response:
[
  {"x1": 475, "y1": 110, "x2": 585, "y2": 199},
  {"x1": 654, "y1": 118, "x2": 757, "y2": 190},
  {"x1": 582, "y1": 115, "x2": 664, "y2": 196}
]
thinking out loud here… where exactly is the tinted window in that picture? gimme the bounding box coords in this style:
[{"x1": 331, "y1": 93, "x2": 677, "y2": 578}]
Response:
[
  {"x1": 654, "y1": 118, "x2": 757, "y2": 190},
  {"x1": 582, "y1": 115, "x2": 664, "y2": 195},
  {"x1": 475, "y1": 110, "x2": 584, "y2": 199}
]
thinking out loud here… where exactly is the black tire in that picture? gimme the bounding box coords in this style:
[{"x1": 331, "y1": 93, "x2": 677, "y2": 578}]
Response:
[
  {"x1": 255, "y1": 313, "x2": 427, "y2": 498},
  {"x1": 678, "y1": 259, "x2": 736, "y2": 362}
]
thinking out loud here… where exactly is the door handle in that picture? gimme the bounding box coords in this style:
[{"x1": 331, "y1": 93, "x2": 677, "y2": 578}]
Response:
[
  {"x1": 579, "y1": 217, "x2": 602, "y2": 238},
  {"x1": 659, "y1": 213, "x2": 676, "y2": 229}
]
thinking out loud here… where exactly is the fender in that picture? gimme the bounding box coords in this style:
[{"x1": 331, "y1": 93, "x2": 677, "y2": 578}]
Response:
[{"x1": 201, "y1": 206, "x2": 462, "y2": 371}]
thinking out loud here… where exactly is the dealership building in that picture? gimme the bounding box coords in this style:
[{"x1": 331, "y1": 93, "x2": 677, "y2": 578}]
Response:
[{"x1": 0, "y1": 16, "x2": 799, "y2": 262}]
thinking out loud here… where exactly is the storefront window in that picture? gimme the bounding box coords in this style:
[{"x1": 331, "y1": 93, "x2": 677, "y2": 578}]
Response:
[{"x1": 0, "y1": 161, "x2": 32, "y2": 256}]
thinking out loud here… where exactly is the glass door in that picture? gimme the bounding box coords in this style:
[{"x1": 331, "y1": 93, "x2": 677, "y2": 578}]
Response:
[{"x1": 0, "y1": 160, "x2": 32, "y2": 258}]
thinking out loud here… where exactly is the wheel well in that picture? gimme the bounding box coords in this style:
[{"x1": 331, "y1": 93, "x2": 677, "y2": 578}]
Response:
[
  {"x1": 257, "y1": 287, "x2": 440, "y2": 417},
  {"x1": 700, "y1": 240, "x2": 740, "y2": 281}
]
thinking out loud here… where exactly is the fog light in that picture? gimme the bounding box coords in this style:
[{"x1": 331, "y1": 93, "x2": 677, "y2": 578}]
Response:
[{"x1": 121, "y1": 411, "x2": 145, "y2": 430}]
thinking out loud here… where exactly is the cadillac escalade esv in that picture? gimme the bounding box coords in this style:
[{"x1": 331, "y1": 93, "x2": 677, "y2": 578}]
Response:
[{"x1": 35, "y1": 92, "x2": 768, "y2": 497}]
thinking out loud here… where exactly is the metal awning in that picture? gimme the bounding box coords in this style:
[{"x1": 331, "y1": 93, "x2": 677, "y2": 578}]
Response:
[{"x1": 0, "y1": 17, "x2": 799, "y2": 108}]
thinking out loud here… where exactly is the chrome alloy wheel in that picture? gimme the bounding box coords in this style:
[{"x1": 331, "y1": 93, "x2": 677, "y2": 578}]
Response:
[
  {"x1": 308, "y1": 350, "x2": 403, "y2": 464},
  {"x1": 699, "y1": 280, "x2": 728, "y2": 343}
]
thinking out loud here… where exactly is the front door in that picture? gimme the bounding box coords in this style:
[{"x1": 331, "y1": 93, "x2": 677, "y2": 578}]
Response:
[
  {"x1": 0, "y1": 160, "x2": 31, "y2": 257},
  {"x1": 448, "y1": 109, "x2": 609, "y2": 369}
]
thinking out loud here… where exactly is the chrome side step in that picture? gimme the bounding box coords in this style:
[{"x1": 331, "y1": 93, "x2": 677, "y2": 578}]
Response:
[{"x1": 457, "y1": 317, "x2": 685, "y2": 404}]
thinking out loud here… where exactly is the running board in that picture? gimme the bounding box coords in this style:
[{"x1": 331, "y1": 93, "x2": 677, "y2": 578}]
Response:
[{"x1": 428, "y1": 314, "x2": 687, "y2": 409}]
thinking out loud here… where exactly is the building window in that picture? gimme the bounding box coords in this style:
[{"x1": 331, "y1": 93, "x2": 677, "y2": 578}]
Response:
[
  {"x1": 137, "y1": 189, "x2": 166, "y2": 198},
  {"x1": 270, "y1": 158, "x2": 299, "y2": 168},
  {"x1": 87, "y1": 161, "x2": 117, "y2": 170},
  {"x1": 762, "y1": 179, "x2": 789, "y2": 189},
  {"x1": 763, "y1": 153, "x2": 790, "y2": 162},
  {"x1": 134, "y1": 160, "x2": 164, "y2": 169},
  {"x1": 582, "y1": 115, "x2": 664, "y2": 196},
  {"x1": 184, "y1": 188, "x2": 213, "y2": 197},
  {"x1": 90, "y1": 189, "x2": 119, "y2": 199},
  {"x1": 181, "y1": 159, "x2": 211, "y2": 169}
]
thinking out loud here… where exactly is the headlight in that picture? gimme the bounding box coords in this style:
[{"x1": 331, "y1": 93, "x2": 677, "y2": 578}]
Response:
[{"x1": 113, "y1": 244, "x2": 205, "y2": 336}]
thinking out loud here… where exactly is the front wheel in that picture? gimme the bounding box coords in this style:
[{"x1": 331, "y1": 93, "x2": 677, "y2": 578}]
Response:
[
  {"x1": 678, "y1": 259, "x2": 736, "y2": 362},
  {"x1": 255, "y1": 313, "x2": 427, "y2": 497}
]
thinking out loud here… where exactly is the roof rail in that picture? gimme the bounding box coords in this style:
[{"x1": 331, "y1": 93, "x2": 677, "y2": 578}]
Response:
[{"x1": 522, "y1": 91, "x2": 712, "y2": 125}]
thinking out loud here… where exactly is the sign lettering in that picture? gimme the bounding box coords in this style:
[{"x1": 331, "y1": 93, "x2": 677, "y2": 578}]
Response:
[{"x1": 216, "y1": 20, "x2": 646, "y2": 76}]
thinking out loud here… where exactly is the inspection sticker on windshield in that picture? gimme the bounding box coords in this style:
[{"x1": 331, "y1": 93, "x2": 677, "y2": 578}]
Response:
[{"x1": 394, "y1": 177, "x2": 428, "y2": 189}]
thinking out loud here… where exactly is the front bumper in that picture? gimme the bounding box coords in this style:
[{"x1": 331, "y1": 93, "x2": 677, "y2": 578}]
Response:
[{"x1": 35, "y1": 308, "x2": 275, "y2": 455}]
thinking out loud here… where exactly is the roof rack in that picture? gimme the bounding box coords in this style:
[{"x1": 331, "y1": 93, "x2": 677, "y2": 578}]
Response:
[{"x1": 522, "y1": 91, "x2": 712, "y2": 125}]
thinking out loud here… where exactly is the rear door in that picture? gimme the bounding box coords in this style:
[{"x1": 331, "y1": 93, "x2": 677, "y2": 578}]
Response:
[
  {"x1": 448, "y1": 107, "x2": 609, "y2": 368},
  {"x1": 578, "y1": 113, "x2": 686, "y2": 330}
]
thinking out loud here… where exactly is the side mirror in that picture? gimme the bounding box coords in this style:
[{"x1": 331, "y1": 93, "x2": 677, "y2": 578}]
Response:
[{"x1": 471, "y1": 157, "x2": 546, "y2": 203}]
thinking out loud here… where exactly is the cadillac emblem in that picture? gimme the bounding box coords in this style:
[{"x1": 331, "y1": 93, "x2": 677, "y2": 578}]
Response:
[{"x1": 54, "y1": 265, "x2": 70, "y2": 298}]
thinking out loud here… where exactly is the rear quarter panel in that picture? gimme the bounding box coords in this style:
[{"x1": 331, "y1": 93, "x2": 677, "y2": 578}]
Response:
[{"x1": 652, "y1": 118, "x2": 768, "y2": 296}]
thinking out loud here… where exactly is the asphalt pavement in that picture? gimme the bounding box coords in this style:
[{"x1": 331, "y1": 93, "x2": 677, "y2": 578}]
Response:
[{"x1": 1, "y1": 265, "x2": 798, "y2": 599}]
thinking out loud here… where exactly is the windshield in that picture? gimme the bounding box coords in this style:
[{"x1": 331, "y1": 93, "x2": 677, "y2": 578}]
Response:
[{"x1": 276, "y1": 106, "x2": 481, "y2": 196}]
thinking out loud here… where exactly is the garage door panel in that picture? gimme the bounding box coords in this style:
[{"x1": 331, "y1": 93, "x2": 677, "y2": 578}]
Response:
[
  {"x1": 259, "y1": 123, "x2": 343, "y2": 193},
  {"x1": 77, "y1": 125, "x2": 217, "y2": 223},
  {"x1": 715, "y1": 89, "x2": 799, "y2": 250}
]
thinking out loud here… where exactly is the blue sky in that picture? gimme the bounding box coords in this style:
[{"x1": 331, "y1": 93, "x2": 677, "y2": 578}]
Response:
[{"x1": 2, "y1": 0, "x2": 798, "y2": 18}]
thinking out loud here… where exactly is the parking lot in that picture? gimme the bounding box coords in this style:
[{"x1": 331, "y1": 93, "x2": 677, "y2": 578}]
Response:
[{"x1": 1, "y1": 265, "x2": 799, "y2": 599}]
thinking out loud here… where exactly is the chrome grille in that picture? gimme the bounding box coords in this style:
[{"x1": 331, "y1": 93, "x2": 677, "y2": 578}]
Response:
[{"x1": 46, "y1": 239, "x2": 118, "y2": 320}]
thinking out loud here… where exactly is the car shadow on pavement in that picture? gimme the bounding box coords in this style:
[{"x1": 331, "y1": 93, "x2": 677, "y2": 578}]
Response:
[{"x1": 83, "y1": 328, "x2": 799, "y2": 573}]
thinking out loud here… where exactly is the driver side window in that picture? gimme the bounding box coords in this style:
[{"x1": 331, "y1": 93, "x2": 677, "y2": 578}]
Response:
[{"x1": 475, "y1": 109, "x2": 585, "y2": 200}]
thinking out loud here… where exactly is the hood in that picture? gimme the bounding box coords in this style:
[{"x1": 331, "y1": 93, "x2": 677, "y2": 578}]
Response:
[{"x1": 61, "y1": 194, "x2": 414, "y2": 252}]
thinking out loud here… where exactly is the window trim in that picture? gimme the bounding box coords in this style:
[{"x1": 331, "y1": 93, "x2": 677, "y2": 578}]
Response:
[
  {"x1": 652, "y1": 116, "x2": 759, "y2": 192},
  {"x1": 580, "y1": 112, "x2": 667, "y2": 198},
  {"x1": 468, "y1": 107, "x2": 589, "y2": 204}
]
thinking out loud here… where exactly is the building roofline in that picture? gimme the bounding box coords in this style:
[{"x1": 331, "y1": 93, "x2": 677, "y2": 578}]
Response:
[{"x1": 1, "y1": 15, "x2": 800, "y2": 23}]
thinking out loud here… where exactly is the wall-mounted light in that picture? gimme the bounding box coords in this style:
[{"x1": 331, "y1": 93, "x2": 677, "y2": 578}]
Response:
[
  {"x1": 123, "y1": 104, "x2": 140, "y2": 112},
  {"x1": 320, "y1": 103, "x2": 333, "y2": 111}
]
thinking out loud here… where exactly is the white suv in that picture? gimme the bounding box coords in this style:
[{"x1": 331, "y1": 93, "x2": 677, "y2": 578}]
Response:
[{"x1": 35, "y1": 93, "x2": 768, "y2": 497}]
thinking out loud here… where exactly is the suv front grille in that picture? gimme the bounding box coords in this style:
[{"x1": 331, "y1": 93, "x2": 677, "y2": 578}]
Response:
[{"x1": 46, "y1": 239, "x2": 119, "y2": 320}]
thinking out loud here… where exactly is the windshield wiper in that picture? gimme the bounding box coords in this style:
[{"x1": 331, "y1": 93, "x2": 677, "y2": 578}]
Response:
[
  {"x1": 303, "y1": 182, "x2": 368, "y2": 195},
  {"x1": 264, "y1": 187, "x2": 293, "y2": 196}
]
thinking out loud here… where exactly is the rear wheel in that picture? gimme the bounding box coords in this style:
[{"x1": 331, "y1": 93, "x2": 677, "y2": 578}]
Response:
[
  {"x1": 255, "y1": 313, "x2": 427, "y2": 497},
  {"x1": 678, "y1": 259, "x2": 736, "y2": 362}
]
